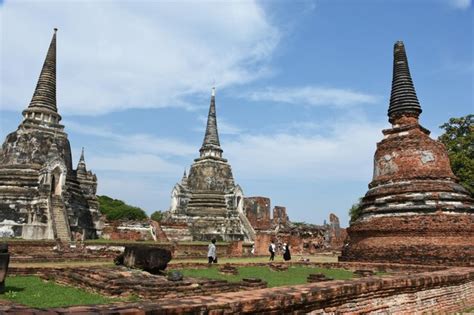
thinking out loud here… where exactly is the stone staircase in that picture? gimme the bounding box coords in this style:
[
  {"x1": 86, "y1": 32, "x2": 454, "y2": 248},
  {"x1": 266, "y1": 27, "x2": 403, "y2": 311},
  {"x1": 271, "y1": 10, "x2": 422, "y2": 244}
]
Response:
[
  {"x1": 187, "y1": 191, "x2": 227, "y2": 216},
  {"x1": 50, "y1": 196, "x2": 71, "y2": 242},
  {"x1": 238, "y1": 211, "x2": 256, "y2": 241}
]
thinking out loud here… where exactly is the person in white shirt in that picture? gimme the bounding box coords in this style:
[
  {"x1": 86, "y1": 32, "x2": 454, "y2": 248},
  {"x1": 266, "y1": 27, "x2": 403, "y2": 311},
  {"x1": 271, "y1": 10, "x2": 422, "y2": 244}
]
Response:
[
  {"x1": 208, "y1": 239, "x2": 217, "y2": 264},
  {"x1": 269, "y1": 241, "x2": 276, "y2": 261}
]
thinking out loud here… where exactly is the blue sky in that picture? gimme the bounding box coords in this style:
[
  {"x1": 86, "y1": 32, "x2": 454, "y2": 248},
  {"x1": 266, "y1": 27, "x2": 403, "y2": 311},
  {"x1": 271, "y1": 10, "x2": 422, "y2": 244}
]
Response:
[{"x1": 0, "y1": 0, "x2": 472, "y2": 227}]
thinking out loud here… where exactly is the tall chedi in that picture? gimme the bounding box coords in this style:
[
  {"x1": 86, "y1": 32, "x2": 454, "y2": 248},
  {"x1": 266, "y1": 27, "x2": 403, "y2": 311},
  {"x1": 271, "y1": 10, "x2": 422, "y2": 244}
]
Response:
[
  {"x1": 340, "y1": 41, "x2": 474, "y2": 265},
  {"x1": 0, "y1": 29, "x2": 102, "y2": 241},
  {"x1": 161, "y1": 88, "x2": 255, "y2": 242}
]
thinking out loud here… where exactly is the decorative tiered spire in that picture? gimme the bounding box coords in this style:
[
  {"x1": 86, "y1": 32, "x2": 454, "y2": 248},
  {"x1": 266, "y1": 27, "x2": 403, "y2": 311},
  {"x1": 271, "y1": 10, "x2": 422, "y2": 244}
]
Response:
[
  {"x1": 180, "y1": 169, "x2": 188, "y2": 186},
  {"x1": 388, "y1": 41, "x2": 422, "y2": 123},
  {"x1": 28, "y1": 28, "x2": 58, "y2": 113},
  {"x1": 79, "y1": 147, "x2": 85, "y2": 162},
  {"x1": 199, "y1": 87, "x2": 223, "y2": 158},
  {"x1": 77, "y1": 147, "x2": 87, "y2": 173}
]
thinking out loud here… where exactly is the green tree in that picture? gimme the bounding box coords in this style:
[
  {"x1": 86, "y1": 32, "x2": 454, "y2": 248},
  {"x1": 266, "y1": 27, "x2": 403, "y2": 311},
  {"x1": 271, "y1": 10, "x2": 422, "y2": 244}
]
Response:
[
  {"x1": 150, "y1": 210, "x2": 163, "y2": 222},
  {"x1": 97, "y1": 195, "x2": 148, "y2": 221},
  {"x1": 349, "y1": 198, "x2": 363, "y2": 223},
  {"x1": 438, "y1": 114, "x2": 474, "y2": 195}
]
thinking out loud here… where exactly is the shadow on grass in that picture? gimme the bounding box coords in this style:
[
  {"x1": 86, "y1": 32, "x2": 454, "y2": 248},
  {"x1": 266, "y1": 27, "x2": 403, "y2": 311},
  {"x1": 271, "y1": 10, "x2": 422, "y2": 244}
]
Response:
[{"x1": 2, "y1": 286, "x2": 25, "y2": 293}]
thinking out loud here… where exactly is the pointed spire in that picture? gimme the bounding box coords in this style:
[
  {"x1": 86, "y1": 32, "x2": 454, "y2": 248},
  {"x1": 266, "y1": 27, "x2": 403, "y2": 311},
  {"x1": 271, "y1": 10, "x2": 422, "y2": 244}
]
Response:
[
  {"x1": 199, "y1": 87, "x2": 223, "y2": 158},
  {"x1": 181, "y1": 168, "x2": 188, "y2": 186},
  {"x1": 77, "y1": 147, "x2": 87, "y2": 173},
  {"x1": 79, "y1": 147, "x2": 85, "y2": 162},
  {"x1": 388, "y1": 41, "x2": 422, "y2": 123},
  {"x1": 28, "y1": 28, "x2": 58, "y2": 113}
]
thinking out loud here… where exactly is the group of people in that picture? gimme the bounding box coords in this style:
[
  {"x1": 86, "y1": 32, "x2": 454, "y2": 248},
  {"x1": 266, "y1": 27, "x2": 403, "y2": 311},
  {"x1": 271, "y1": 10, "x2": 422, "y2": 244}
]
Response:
[
  {"x1": 269, "y1": 241, "x2": 291, "y2": 261},
  {"x1": 207, "y1": 239, "x2": 292, "y2": 264}
]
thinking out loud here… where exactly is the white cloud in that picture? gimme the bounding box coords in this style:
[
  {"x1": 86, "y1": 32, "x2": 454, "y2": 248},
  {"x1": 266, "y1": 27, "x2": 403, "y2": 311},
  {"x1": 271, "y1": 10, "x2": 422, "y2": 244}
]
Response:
[
  {"x1": 447, "y1": 0, "x2": 471, "y2": 9},
  {"x1": 88, "y1": 153, "x2": 180, "y2": 174},
  {"x1": 224, "y1": 118, "x2": 389, "y2": 181},
  {"x1": 245, "y1": 86, "x2": 378, "y2": 107},
  {"x1": 65, "y1": 120, "x2": 195, "y2": 157},
  {"x1": 1, "y1": 1, "x2": 279, "y2": 115}
]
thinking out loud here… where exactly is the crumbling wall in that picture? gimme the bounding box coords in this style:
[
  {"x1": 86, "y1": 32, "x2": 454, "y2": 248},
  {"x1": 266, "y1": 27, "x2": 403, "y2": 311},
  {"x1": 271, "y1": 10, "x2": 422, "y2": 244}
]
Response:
[
  {"x1": 101, "y1": 220, "x2": 155, "y2": 241},
  {"x1": 243, "y1": 197, "x2": 272, "y2": 230},
  {"x1": 254, "y1": 231, "x2": 274, "y2": 256},
  {"x1": 272, "y1": 206, "x2": 288, "y2": 227}
]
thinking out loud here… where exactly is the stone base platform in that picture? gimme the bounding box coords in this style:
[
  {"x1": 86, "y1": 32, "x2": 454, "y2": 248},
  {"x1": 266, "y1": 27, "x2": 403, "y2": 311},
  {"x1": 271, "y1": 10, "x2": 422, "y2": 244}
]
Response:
[
  {"x1": 161, "y1": 214, "x2": 247, "y2": 242},
  {"x1": 340, "y1": 213, "x2": 474, "y2": 266}
]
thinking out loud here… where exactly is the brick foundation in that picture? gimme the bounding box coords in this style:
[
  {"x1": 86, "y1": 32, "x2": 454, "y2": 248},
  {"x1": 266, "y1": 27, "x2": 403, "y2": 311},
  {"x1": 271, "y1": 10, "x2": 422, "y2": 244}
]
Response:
[{"x1": 2, "y1": 266, "x2": 472, "y2": 313}]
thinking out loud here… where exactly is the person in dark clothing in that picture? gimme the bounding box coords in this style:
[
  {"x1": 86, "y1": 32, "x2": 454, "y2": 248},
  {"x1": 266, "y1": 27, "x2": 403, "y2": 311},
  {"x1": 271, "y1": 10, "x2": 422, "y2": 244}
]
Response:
[{"x1": 283, "y1": 243, "x2": 291, "y2": 261}]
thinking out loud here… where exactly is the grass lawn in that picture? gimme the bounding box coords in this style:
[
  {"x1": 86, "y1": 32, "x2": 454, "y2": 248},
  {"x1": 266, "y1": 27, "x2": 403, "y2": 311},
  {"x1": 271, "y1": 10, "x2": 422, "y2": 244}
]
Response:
[
  {"x1": 0, "y1": 276, "x2": 117, "y2": 308},
  {"x1": 176, "y1": 265, "x2": 353, "y2": 287},
  {"x1": 171, "y1": 254, "x2": 338, "y2": 264}
]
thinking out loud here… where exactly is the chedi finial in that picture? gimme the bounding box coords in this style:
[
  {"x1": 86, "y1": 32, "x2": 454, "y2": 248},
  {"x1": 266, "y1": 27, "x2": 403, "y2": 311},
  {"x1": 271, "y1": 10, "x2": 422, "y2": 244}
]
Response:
[{"x1": 388, "y1": 40, "x2": 422, "y2": 124}]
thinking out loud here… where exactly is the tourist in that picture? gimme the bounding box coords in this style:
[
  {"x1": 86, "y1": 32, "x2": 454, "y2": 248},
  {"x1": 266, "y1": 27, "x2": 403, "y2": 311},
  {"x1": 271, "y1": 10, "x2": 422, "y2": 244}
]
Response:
[
  {"x1": 283, "y1": 243, "x2": 291, "y2": 261},
  {"x1": 208, "y1": 239, "x2": 217, "y2": 264},
  {"x1": 251, "y1": 244, "x2": 255, "y2": 255},
  {"x1": 269, "y1": 241, "x2": 276, "y2": 261}
]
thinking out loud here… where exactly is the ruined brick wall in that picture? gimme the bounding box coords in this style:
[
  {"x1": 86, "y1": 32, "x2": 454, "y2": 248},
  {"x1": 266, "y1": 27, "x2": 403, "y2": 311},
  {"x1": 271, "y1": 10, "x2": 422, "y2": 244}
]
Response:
[
  {"x1": 254, "y1": 231, "x2": 274, "y2": 256},
  {"x1": 243, "y1": 197, "x2": 272, "y2": 230},
  {"x1": 6, "y1": 240, "x2": 240, "y2": 261},
  {"x1": 13, "y1": 267, "x2": 472, "y2": 313},
  {"x1": 227, "y1": 240, "x2": 243, "y2": 256},
  {"x1": 273, "y1": 233, "x2": 304, "y2": 255},
  {"x1": 327, "y1": 213, "x2": 347, "y2": 249},
  {"x1": 101, "y1": 220, "x2": 155, "y2": 241},
  {"x1": 272, "y1": 206, "x2": 288, "y2": 226},
  {"x1": 6, "y1": 240, "x2": 57, "y2": 257}
]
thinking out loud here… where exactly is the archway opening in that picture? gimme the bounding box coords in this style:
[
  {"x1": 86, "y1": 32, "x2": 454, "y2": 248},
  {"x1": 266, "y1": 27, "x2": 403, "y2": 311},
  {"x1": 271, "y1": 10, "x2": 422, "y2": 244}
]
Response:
[{"x1": 51, "y1": 167, "x2": 63, "y2": 196}]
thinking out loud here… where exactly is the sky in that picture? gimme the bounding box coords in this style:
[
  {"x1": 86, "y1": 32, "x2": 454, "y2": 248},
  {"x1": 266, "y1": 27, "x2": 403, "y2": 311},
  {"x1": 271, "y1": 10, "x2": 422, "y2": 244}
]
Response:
[{"x1": 0, "y1": 0, "x2": 472, "y2": 227}]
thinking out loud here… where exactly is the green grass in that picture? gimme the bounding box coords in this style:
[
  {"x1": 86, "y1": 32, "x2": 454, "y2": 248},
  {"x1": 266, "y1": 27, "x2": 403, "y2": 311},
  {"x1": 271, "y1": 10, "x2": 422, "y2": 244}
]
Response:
[
  {"x1": 0, "y1": 276, "x2": 117, "y2": 308},
  {"x1": 176, "y1": 265, "x2": 353, "y2": 287},
  {"x1": 171, "y1": 254, "x2": 338, "y2": 264}
]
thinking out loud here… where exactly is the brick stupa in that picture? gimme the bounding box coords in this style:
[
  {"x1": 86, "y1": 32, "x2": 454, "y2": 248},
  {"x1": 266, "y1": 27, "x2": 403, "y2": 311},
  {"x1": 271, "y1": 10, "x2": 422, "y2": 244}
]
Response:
[
  {"x1": 340, "y1": 41, "x2": 474, "y2": 265},
  {"x1": 0, "y1": 29, "x2": 101, "y2": 241}
]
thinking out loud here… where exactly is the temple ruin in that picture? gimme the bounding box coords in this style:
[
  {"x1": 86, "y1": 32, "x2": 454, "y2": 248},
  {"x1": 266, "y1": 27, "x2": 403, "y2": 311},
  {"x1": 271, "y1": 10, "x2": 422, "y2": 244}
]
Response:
[
  {"x1": 161, "y1": 89, "x2": 255, "y2": 242},
  {"x1": 243, "y1": 197, "x2": 346, "y2": 255},
  {"x1": 340, "y1": 41, "x2": 474, "y2": 265},
  {"x1": 0, "y1": 29, "x2": 101, "y2": 241}
]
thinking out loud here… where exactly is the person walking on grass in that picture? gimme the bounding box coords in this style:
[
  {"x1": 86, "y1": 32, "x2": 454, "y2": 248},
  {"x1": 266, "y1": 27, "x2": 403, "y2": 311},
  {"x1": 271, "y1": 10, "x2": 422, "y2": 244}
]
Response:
[
  {"x1": 283, "y1": 243, "x2": 291, "y2": 261},
  {"x1": 208, "y1": 238, "x2": 217, "y2": 264},
  {"x1": 269, "y1": 240, "x2": 276, "y2": 261}
]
